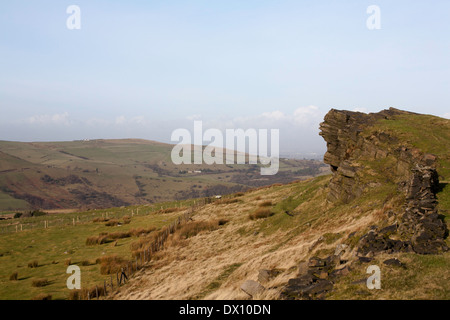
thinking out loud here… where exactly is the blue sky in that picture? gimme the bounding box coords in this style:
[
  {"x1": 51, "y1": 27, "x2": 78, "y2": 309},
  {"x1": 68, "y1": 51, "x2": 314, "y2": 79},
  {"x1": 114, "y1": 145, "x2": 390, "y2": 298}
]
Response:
[{"x1": 0, "y1": 1, "x2": 449, "y2": 155}]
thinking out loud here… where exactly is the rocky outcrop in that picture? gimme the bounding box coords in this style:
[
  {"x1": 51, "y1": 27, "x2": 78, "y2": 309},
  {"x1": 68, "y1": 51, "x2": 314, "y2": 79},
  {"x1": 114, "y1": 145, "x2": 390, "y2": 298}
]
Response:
[
  {"x1": 281, "y1": 255, "x2": 349, "y2": 300},
  {"x1": 319, "y1": 108, "x2": 408, "y2": 203},
  {"x1": 399, "y1": 165, "x2": 448, "y2": 254},
  {"x1": 280, "y1": 108, "x2": 448, "y2": 301},
  {"x1": 319, "y1": 108, "x2": 448, "y2": 255}
]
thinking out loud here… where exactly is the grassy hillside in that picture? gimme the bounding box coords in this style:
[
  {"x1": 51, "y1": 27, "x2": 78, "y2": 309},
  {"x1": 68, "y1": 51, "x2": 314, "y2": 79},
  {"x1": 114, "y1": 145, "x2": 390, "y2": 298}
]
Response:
[
  {"x1": 367, "y1": 113, "x2": 450, "y2": 218},
  {"x1": 0, "y1": 139, "x2": 329, "y2": 211},
  {"x1": 0, "y1": 112, "x2": 448, "y2": 300}
]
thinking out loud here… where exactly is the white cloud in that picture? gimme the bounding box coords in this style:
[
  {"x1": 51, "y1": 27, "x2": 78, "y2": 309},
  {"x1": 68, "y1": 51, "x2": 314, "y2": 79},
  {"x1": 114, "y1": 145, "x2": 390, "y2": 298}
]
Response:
[
  {"x1": 352, "y1": 107, "x2": 368, "y2": 113},
  {"x1": 115, "y1": 115, "x2": 127, "y2": 125},
  {"x1": 292, "y1": 105, "x2": 322, "y2": 126},
  {"x1": 25, "y1": 112, "x2": 71, "y2": 126},
  {"x1": 442, "y1": 113, "x2": 450, "y2": 119},
  {"x1": 85, "y1": 115, "x2": 149, "y2": 126},
  {"x1": 202, "y1": 105, "x2": 324, "y2": 131},
  {"x1": 261, "y1": 110, "x2": 286, "y2": 121}
]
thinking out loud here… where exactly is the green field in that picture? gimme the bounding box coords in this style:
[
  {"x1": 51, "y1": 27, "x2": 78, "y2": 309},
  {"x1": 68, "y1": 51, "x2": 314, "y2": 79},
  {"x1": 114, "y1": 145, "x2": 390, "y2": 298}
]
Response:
[{"x1": 0, "y1": 199, "x2": 195, "y2": 300}]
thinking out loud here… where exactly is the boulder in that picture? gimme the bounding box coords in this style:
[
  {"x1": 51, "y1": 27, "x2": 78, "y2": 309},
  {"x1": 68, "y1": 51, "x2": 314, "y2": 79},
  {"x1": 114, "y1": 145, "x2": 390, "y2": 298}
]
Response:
[
  {"x1": 383, "y1": 258, "x2": 405, "y2": 268},
  {"x1": 240, "y1": 280, "x2": 265, "y2": 297},
  {"x1": 258, "y1": 269, "x2": 281, "y2": 283}
]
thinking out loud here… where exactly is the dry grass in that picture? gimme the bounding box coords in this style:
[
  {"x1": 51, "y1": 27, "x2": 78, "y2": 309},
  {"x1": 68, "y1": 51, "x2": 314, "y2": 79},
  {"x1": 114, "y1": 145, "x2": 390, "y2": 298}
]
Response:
[
  {"x1": 122, "y1": 216, "x2": 131, "y2": 224},
  {"x1": 80, "y1": 260, "x2": 91, "y2": 266},
  {"x1": 249, "y1": 208, "x2": 274, "y2": 220},
  {"x1": 27, "y1": 260, "x2": 38, "y2": 268},
  {"x1": 258, "y1": 200, "x2": 273, "y2": 207},
  {"x1": 176, "y1": 220, "x2": 220, "y2": 239},
  {"x1": 86, "y1": 227, "x2": 156, "y2": 246},
  {"x1": 31, "y1": 278, "x2": 49, "y2": 287},
  {"x1": 105, "y1": 219, "x2": 120, "y2": 227},
  {"x1": 215, "y1": 198, "x2": 240, "y2": 205},
  {"x1": 160, "y1": 207, "x2": 181, "y2": 214},
  {"x1": 86, "y1": 235, "x2": 110, "y2": 246},
  {"x1": 68, "y1": 286, "x2": 107, "y2": 300},
  {"x1": 9, "y1": 272, "x2": 18, "y2": 281},
  {"x1": 130, "y1": 233, "x2": 159, "y2": 253},
  {"x1": 32, "y1": 293, "x2": 52, "y2": 300},
  {"x1": 68, "y1": 290, "x2": 81, "y2": 300},
  {"x1": 97, "y1": 255, "x2": 128, "y2": 275}
]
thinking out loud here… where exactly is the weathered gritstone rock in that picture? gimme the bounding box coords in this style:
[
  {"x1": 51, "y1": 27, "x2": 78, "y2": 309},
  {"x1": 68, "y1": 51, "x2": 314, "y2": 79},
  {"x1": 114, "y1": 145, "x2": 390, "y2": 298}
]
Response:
[
  {"x1": 400, "y1": 165, "x2": 448, "y2": 254},
  {"x1": 319, "y1": 108, "x2": 448, "y2": 256},
  {"x1": 240, "y1": 280, "x2": 265, "y2": 297},
  {"x1": 280, "y1": 108, "x2": 448, "y2": 300},
  {"x1": 319, "y1": 108, "x2": 409, "y2": 203},
  {"x1": 280, "y1": 256, "x2": 342, "y2": 300}
]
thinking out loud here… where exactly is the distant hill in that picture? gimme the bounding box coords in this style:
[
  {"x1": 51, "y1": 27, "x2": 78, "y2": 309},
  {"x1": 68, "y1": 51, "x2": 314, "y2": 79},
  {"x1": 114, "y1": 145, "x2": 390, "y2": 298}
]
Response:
[{"x1": 0, "y1": 139, "x2": 328, "y2": 211}]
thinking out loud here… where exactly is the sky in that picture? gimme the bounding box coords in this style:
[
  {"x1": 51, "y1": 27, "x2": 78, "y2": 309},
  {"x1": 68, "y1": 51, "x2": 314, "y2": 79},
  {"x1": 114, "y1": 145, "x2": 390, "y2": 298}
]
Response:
[{"x1": 0, "y1": 0, "x2": 449, "y2": 156}]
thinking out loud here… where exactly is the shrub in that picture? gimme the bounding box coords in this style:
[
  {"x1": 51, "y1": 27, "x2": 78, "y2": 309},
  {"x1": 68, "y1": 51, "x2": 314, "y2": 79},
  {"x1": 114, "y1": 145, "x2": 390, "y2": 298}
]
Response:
[
  {"x1": 130, "y1": 233, "x2": 158, "y2": 252},
  {"x1": 68, "y1": 290, "x2": 81, "y2": 300},
  {"x1": 32, "y1": 278, "x2": 49, "y2": 287},
  {"x1": 160, "y1": 207, "x2": 179, "y2": 214},
  {"x1": 105, "y1": 219, "x2": 120, "y2": 227},
  {"x1": 85, "y1": 286, "x2": 106, "y2": 299},
  {"x1": 258, "y1": 200, "x2": 273, "y2": 207},
  {"x1": 31, "y1": 210, "x2": 46, "y2": 217},
  {"x1": 122, "y1": 216, "x2": 131, "y2": 224},
  {"x1": 97, "y1": 255, "x2": 127, "y2": 275},
  {"x1": 80, "y1": 260, "x2": 91, "y2": 266},
  {"x1": 129, "y1": 227, "x2": 155, "y2": 237},
  {"x1": 177, "y1": 221, "x2": 219, "y2": 239},
  {"x1": 86, "y1": 235, "x2": 111, "y2": 245},
  {"x1": 32, "y1": 293, "x2": 52, "y2": 300},
  {"x1": 249, "y1": 208, "x2": 274, "y2": 220},
  {"x1": 9, "y1": 272, "x2": 18, "y2": 281},
  {"x1": 107, "y1": 231, "x2": 132, "y2": 240},
  {"x1": 215, "y1": 198, "x2": 239, "y2": 205},
  {"x1": 28, "y1": 260, "x2": 39, "y2": 268}
]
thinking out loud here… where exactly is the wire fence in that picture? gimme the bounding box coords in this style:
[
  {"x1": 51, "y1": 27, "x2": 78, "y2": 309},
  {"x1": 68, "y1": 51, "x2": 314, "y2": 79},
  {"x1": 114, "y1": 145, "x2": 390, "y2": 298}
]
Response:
[
  {"x1": 71, "y1": 206, "x2": 197, "y2": 300},
  {"x1": 0, "y1": 198, "x2": 208, "y2": 235}
]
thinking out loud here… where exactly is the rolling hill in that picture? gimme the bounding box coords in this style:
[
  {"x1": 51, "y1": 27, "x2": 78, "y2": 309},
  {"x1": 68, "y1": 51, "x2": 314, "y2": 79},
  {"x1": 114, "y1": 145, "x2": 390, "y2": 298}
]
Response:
[{"x1": 0, "y1": 139, "x2": 329, "y2": 212}]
